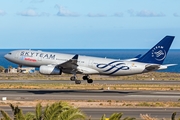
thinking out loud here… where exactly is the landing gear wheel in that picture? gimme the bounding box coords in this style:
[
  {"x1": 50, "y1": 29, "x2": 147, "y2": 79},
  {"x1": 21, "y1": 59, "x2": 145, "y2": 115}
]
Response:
[
  {"x1": 82, "y1": 76, "x2": 88, "y2": 80},
  {"x1": 87, "y1": 79, "x2": 93, "y2": 83},
  {"x1": 75, "y1": 80, "x2": 81, "y2": 84},
  {"x1": 70, "y1": 76, "x2": 76, "y2": 81}
]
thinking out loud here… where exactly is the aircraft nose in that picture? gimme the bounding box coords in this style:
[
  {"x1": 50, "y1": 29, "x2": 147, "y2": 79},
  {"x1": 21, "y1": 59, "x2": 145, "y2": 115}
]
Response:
[
  {"x1": 4, "y1": 53, "x2": 11, "y2": 60},
  {"x1": 4, "y1": 54, "x2": 8, "y2": 59}
]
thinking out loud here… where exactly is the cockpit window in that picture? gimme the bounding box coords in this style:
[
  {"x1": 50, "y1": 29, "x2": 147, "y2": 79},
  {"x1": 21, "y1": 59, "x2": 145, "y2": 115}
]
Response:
[{"x1": 8, "y1": 53, "x2": 12, "y2": 55}]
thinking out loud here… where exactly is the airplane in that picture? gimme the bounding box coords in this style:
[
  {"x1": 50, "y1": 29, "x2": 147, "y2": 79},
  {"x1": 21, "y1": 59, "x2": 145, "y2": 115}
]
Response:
[{"x1": 4, "y1": 36, "x2": 176, "y2": 84}]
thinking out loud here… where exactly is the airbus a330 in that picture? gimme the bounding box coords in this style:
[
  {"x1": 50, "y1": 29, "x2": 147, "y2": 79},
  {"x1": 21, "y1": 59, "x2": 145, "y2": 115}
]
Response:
[{"x1": 4, "y1": 36, "x2": 176, "y2": 84}]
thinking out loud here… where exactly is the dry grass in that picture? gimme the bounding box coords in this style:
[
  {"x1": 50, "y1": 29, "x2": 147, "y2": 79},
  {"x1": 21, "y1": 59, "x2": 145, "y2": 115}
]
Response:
[
  {"x1": 1, "y1": 100, "x2": 180, "y2": 108},
  {"x1": 0, "y1": 72, "x2": 180, "y2": 81},
  {"x1": 0, "y1": 72, "x2": 180, "y2": 90},
  {"x1": 0, "y1": 83, "x2": 180, "y2": 91},
  {"x1": 140, "y1": 114, "x2": 159, "y2": 120}
]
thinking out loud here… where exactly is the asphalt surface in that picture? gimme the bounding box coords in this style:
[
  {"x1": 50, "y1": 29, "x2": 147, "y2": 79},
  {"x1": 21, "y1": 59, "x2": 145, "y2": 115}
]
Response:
[
  {"x1": 0, "y1": 79, "x2": 180, "y2": 85},
  {"x1": 0, "y1": 89, "x2": 180, "y2": 101},
  {"x1": 0, "y1": 80, "x2": 180, "y2": 119},
  {"x1": 0, "y1": 107, "x2": 180, "y2": 119}
]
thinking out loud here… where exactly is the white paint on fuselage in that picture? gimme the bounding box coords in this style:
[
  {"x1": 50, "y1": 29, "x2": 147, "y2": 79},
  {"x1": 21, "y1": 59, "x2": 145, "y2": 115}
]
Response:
[{"x1": 4, "y1": 50, "x2": 146, "y2": 76}]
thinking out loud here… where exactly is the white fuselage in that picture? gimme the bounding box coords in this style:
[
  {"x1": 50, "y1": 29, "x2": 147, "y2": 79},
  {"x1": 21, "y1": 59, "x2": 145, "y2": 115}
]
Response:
[{"x1": 4, "y1": 50, "x2": 148, "y2": 76}]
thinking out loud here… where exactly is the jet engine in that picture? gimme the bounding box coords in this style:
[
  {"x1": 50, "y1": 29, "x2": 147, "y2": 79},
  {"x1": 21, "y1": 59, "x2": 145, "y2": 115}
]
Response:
[{"x1": 39, "y1": 65, "x2": 62, "y2": 75}]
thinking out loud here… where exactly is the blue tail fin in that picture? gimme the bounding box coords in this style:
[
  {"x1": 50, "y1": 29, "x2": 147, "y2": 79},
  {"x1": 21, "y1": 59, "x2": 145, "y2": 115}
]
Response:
[{"x1": 136, "y1": 36, "x2": 175, "y2": 64}]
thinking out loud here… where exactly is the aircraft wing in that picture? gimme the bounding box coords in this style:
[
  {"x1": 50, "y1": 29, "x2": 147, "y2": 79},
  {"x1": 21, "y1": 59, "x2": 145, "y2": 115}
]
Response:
[
  {"x1": 57, "y1": 54, "x2": 79, "y2": 73},
  {"x1": 56, "y1": 54, "x2": 99, "y2": 74}
]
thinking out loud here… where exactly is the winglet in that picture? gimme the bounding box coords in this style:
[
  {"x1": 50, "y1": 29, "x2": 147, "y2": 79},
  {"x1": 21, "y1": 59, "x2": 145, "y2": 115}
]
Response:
[
  {"x1": 136, "y1": 36, "x2": 175, "y2": 64},
  {"x1": 72, "y1": 54, "x2": 78, "y2": 60}
]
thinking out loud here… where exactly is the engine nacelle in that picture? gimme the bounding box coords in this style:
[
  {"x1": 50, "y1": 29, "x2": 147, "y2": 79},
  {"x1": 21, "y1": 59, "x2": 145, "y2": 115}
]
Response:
[{"x1": 39, "y1": 65, "x2": 62, "y2": 75}]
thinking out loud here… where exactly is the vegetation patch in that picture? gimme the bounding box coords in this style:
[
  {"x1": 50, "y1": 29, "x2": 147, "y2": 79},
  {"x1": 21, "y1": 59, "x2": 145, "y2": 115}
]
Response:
[
  {"x1": 0, "y1": 72, "x2": 180, "y2": 81},
  {"x1": 0, "y1": 82, "x2": 180, "y2": 91},
  {"x1": 1, "y1": 101, "x2": 180, "y2": 120}
]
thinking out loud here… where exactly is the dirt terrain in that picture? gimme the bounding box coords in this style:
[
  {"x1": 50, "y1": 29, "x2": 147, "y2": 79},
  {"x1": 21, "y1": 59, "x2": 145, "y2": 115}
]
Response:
[{"x1": 0, "y1": 72, "x2": 180, "y2": 81}]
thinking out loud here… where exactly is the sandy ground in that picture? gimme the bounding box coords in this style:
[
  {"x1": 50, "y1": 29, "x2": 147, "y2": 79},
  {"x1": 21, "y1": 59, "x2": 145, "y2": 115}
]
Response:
[
  {"x1": 0, "y1": 100, "x2": 124, "y2": 108},
  {"x1": 0, "y1": 100, "x2": 178, "y2": 108}
]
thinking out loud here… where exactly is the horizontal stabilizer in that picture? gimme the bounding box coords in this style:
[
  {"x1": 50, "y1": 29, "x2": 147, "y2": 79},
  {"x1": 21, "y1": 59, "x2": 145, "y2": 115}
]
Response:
[
  {"x1": 145, "y1": 64, "x2": 177, "y2": 71},
  {"x1": 158, "y1": 64, "x2": 177, "y2": 70}
]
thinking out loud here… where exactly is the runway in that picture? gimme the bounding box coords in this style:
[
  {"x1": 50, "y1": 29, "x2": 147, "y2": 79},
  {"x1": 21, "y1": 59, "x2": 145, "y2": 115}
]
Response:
[
  {"x1": 0, "y1": 80, "x2": 180, "y2": 119},
  {"x1": 0, "y1": 89, "x2": 180, "y2": 119},
  {"x1": 0, "y1": 106, "x2": 180, "y2": 119},
  {"x1": 0, "y1": 89, "x2": 180, "y2": 101},
  {"x1": 0, "y1": 79, "x2": 180, "y2": 85}
]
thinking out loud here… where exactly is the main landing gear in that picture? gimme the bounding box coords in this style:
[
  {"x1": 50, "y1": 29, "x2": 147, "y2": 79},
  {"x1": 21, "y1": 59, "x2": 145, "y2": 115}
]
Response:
[
  {"x1": 70, "y1": 76, "x2": 81, "y2": 84},
  {"x1": 82, "y1": 75, "x2": 93, "y2": 83},
  {"x1": 70, "y1": 75, "x2": 93, "y2": 84}
]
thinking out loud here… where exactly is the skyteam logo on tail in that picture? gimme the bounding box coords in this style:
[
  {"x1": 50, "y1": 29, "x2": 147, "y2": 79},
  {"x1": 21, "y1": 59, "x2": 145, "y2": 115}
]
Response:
[{"x1": 152, "y1": 46, "x2": 166, "y2": 61}]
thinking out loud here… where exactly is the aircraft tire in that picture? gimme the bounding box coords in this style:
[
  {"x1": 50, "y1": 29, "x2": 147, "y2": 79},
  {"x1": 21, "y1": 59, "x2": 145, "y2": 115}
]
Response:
[
  {"x1": 87, "y1": 79, "x2": 93, "y2": 83},
  {"x1": 82, "y1": 76, "x2": 88, "y2": 80},
  {"x1": 75, "y1": 80, "x2": 81, "y2": 84},
  {"x1": 70, "y1": 76, "x2": 76, "y2": 81}
]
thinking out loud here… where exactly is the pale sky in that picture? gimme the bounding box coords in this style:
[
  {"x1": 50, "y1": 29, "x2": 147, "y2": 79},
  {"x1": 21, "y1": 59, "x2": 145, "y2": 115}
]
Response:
[{"x1": 0, "y1": 0, "x2": 180, "y2": 49}]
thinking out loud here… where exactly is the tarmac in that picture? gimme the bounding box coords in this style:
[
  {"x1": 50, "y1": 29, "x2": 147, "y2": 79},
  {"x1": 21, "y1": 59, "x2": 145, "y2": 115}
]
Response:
[{"x1": 0, "y1": 80, "x2": 180, "y2": 119}]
